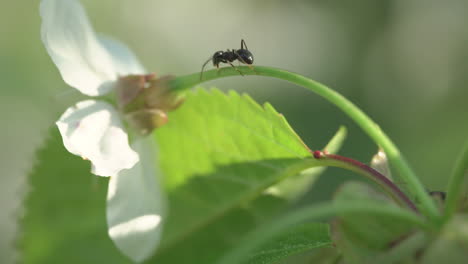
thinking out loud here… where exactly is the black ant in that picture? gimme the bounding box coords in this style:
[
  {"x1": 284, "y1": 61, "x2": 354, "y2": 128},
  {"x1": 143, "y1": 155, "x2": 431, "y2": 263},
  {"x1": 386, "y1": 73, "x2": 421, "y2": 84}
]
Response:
[{"x1": 200, "y1": 39, "x2": 254, "y2": 80}]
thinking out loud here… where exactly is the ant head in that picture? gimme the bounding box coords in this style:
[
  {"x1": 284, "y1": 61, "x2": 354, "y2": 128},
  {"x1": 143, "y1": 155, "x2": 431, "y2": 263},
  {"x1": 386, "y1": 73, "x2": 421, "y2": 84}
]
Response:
[
  {"x1": 236, "y1": 49, "x2": 254, "y2": 65},
  {"x1": 213, "y1": 51, "x2": 224, "y2": 58}
]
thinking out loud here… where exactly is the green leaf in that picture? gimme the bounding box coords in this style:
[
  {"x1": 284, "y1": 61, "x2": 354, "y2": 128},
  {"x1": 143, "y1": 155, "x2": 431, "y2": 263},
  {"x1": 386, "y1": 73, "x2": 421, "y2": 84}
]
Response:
[
  {"x1": 152, "y1": 194, "x2": 291, "y2": 263},
  {"x1": 151, "y1": 89, "x2": 344, "y2": 262},
  {"x1": 332, "y1": 182, "x2": 420, "y2": 264},
  {"x1": 243, "y1": 222, "x2": 331, "y2": 264},
  {"x1": 18, "y1": 128, "x2": 129, "y2": 264},
  {"x1": 217, "y1": 200, "x2": 426, "y2": 264},
  {"x1": 277, "y1": 247, "x2": 341, "y2": 264}
]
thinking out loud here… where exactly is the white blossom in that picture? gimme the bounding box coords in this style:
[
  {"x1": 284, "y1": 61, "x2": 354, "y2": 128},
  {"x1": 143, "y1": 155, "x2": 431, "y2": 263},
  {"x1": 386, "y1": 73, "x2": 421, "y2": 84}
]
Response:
[
  {"x1": 40, "y1": 0, "x2": 164, "y2": 261},
  {"x1": 40, "y1": 0, "x2": 145, "y2": 177}
]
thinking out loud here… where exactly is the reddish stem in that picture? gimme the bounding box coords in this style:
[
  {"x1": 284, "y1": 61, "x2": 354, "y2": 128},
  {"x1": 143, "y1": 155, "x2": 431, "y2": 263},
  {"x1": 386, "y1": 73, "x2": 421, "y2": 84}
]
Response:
[{"x1": 314, "y1": 151, "x2": 419, "y2": 213}]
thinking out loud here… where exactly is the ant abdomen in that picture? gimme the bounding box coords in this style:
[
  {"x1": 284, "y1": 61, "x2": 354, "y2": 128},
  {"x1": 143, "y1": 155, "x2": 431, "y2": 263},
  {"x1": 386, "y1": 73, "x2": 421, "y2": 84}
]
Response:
[{"x1": 236, "y1": 49, "x2": 253, "y2": 65}]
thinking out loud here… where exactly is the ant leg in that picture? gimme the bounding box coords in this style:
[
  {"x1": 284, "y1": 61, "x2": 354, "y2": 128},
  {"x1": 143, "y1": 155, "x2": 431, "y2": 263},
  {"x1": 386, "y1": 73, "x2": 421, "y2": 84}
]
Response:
[
  {"x1": 246, "y1": 64, "x2": 256, "y2": 72},
  {"x1": 216, "y1": 63, "x2": 221, "y2": 76},
  {"x1": 244, "y1": 62, "x2": 257, "y2": 75},
  {"x1": 228, "y1": 62, "x2": 244, "y2": 76},
  {"x1": 241, "y1": 39, "x2": 248, "y2": 50}
]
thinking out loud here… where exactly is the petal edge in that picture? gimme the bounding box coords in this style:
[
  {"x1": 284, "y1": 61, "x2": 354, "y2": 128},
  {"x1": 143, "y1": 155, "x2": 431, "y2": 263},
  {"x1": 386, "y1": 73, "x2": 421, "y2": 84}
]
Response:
[
  {"x1": 40, "y1": 0, "x2": 118, "y2": 96},
  {"x1": 56, "y1": 100, "x2": 139, "y2": 177},
  {"x1": 107, "y1": 138, "x2": 165, "y2": 262}
]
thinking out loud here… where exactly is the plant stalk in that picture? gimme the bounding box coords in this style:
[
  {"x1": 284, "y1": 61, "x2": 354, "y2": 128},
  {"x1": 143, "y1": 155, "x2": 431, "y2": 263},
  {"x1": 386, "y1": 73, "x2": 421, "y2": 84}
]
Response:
[{"x1": 314, "y1": 151, "x2": 418, "y2": 212}]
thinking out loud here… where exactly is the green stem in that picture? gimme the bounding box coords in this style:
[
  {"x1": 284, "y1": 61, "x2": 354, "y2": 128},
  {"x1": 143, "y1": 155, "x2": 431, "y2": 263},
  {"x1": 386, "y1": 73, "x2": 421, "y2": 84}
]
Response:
[
  {"x1": 169, "y1": 66, "x2": 439, "y2": 221},
  {"x1": 217, "y1": 201, "x2": 429, "y2": 264},
  {"x1": 444, "y1": 138, "x2": 468, "y2": 221}
]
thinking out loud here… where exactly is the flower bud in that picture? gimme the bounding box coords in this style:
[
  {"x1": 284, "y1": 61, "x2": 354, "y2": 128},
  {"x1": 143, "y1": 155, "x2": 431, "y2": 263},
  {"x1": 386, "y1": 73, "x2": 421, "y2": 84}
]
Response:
[{"x1": 116, "y1": 74, "x2": 184, "y2": 135}]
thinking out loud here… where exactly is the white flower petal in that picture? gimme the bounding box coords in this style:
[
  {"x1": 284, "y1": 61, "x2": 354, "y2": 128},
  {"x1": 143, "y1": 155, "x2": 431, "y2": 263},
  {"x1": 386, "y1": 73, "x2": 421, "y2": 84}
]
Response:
[
  {"x1": 107, "y1": 138, "x2": 165, "y2": 262},
  {"x1": 40, "y1": 0, "x2": 119, "y2": 96},
  {"x1": 56, "y1": 100, "x2": 139, "y2": 177},
  {"x1": 98, "y1": 35, "x2": 146, "y2": 76}
]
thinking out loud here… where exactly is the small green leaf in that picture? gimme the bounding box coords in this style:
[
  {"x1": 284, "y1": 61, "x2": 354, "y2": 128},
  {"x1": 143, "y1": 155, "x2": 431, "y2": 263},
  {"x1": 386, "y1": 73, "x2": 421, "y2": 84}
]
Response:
[
  {"x1": 332, "y1": 182, "x2": 419, "y2": 264},
  {"x1": 374, "y1": 232, "x2": 426, "y2": 264},
  {"x1": 152, "y1": 89, "x2": 344, "y2": 262},
  {"x1": 421, "y1": 214, "x2": 468, "y2": 264},
  {"x1": 18, "y1": 128, "x2": 129, "y2": 264}
]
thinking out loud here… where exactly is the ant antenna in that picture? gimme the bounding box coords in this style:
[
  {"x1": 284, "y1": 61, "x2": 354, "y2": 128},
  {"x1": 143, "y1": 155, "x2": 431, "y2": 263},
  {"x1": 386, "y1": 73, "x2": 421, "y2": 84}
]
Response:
[
  {"x1": 200, "y1": 56, "x2": 213, "y2": 80},
  {"x1": 241, "y1": 39, "x2": 248, "y2": 50}
]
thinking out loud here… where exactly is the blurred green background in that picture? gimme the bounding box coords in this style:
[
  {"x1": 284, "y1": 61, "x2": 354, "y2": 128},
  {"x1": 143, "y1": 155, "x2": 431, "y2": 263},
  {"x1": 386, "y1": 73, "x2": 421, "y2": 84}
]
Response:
[{"x1": 1, "y1": 0, "x2": 467, "y2": 262}]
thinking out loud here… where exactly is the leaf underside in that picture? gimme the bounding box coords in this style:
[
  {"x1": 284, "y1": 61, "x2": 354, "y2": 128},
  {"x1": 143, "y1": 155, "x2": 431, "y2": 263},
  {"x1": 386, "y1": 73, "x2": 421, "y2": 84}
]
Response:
[{"x1": 243, "y1": 222, "x2": 332, "y2": 264}]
